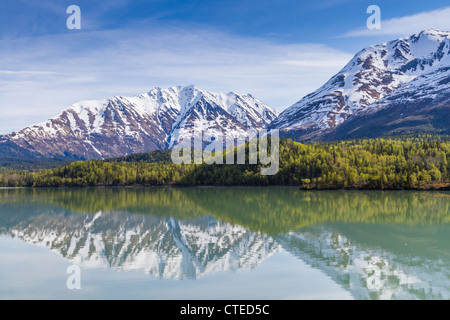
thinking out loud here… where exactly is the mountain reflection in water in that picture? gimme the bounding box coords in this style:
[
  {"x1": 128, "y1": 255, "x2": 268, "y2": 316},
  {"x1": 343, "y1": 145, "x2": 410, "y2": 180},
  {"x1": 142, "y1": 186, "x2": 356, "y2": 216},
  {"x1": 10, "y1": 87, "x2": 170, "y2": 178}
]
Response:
[{"x1": 0, "y1": 187, "x2": 448, "y2": 300}]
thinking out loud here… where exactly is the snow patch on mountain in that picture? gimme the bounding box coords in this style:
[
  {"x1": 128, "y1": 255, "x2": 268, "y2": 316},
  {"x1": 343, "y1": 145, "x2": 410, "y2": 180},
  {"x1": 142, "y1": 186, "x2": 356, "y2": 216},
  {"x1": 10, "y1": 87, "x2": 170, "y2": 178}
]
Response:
[
  {"x1": 270, "y1": 29, "x2": 450, "y2": 140},
  {"x1": 3, "y1": 86, "x2": 279, "y2": 159}
]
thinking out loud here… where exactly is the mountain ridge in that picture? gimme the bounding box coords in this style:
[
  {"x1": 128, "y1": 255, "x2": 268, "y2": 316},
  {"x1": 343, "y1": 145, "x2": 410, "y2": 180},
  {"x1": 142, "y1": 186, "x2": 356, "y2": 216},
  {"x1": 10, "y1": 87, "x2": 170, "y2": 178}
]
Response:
[
  {"x1": 269, "y1": 29, "x2": 450, "y2": 141},
  {"x1": 0, "y1": 86, "x2": 279, "y2": 160},
  {"x1": 1, "y1": 29, "x2": 449, "y2": 162}
]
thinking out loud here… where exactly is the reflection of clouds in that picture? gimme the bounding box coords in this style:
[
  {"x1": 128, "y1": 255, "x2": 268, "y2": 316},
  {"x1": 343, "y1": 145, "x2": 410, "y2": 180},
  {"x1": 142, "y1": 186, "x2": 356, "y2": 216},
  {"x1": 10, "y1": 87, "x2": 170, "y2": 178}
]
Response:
[{"x1": 0, "y1": 235, "x2": 72, "y2": 299}]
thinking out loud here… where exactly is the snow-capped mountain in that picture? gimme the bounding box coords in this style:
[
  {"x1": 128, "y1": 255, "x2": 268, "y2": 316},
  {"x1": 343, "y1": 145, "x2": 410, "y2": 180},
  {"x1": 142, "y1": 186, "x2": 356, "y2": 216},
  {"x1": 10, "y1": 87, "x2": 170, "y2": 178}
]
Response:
[
  {"x1": 269, "y1": 29, "x2": 450, "y2": 141},
  {"x1": 2, "y1": 29, "x2": 448, "y2": 160},
  {"x1": 0, "y1": 86, "x2": 279, "y2": 160}
]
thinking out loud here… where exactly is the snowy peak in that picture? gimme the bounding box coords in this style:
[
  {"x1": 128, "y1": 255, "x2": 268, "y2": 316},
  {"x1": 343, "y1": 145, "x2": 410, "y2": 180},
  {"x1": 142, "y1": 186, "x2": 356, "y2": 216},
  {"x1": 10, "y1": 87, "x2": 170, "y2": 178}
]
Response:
[
  {"x1": 351, "y1": 29, "x2": 450, "y2": 74},
  {"x1": 1, "y1": 86, "x2": 279, "y2": 160},
  {"x1": 388, "y1": 29, "x2": 450, "y2": 73},
  {"x1": 409, "y1": 28, "x2": 450, "y2": 47},
  {"x1": 269, "y1": 29, "x2": 450, "y2": 141}
]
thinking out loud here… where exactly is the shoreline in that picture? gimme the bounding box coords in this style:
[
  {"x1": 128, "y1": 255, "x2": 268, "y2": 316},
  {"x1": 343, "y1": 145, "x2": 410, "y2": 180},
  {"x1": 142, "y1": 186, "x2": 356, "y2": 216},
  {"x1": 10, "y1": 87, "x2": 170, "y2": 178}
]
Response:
[{"x1": 1, "y1": 184, "x2": 449, "y2": 191}]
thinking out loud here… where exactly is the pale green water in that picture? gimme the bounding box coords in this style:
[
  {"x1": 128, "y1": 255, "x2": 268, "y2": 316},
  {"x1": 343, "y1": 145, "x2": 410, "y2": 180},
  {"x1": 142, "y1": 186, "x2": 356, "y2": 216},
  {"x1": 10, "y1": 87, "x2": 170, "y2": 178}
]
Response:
[{"x1": 0, "y1": 187, "x2": 449, "y2": 300}]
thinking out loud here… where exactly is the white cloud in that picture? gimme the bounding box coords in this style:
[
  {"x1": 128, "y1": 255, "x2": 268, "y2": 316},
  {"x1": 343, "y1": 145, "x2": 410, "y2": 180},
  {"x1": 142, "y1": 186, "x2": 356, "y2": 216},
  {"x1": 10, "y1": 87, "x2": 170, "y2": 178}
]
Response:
[
  {"x1": 0, "y1": 70, "x2": 60, "y2": 75},
  {"x1": 341, "y1": 6, "x2": 450, "y2": 37},
  {"x1": 0, "y1": 26, "x2": 352, "y2": 134}
]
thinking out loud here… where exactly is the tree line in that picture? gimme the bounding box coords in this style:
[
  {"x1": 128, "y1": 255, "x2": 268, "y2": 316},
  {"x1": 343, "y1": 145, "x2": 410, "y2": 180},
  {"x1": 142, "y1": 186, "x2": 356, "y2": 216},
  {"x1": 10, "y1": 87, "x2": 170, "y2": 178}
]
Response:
[
  {"x1": 2, "y1": 187, "x2": 449, "y2": 234},
  {"x1": 1, "y1": 135, "x2": 449, "y2": 189}
]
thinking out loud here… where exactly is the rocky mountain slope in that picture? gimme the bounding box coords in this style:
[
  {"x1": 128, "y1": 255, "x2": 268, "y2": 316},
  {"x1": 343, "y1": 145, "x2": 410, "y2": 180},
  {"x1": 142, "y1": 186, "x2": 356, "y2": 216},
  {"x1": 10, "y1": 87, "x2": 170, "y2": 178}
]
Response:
[
  {"x1": 1, "y1": 29, "x2": 449, "y2": 161},
  {"x1": 269, "y1": 29, "x2": 450, "y2": 141},
  {"x1": 0, "y1": 86, "x2": 279, "y2": 160}
]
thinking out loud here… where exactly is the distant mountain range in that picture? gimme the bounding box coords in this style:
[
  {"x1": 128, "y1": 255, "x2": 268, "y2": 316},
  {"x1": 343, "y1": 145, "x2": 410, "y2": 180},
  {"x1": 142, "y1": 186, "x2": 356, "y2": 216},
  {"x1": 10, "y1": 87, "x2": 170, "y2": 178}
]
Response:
[
  {"x1": 0, "y1": 86, "x2": 278, "y2": 160},
  {"x1": 0, "y1": 29, "x2": 449, "y2": 160}
]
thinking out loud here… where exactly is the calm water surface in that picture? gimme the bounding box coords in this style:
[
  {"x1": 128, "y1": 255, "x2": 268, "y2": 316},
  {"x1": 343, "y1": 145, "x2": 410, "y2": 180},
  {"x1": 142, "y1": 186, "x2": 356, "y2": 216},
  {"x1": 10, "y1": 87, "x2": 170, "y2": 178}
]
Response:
[{"x1": 0, "y1": 187, "x2": 448, "y2": 300}]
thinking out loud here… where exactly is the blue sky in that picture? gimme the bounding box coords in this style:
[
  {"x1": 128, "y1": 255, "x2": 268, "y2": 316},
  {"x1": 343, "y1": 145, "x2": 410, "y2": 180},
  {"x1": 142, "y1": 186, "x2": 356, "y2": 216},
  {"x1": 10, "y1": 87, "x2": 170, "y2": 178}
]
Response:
[{"x1": 1, "y1": 0, "x2": 450, "y2": 134}]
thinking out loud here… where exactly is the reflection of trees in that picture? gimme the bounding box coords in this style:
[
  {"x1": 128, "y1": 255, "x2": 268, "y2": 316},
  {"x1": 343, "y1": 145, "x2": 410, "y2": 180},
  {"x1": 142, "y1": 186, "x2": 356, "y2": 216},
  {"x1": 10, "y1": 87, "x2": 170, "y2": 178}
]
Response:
[
  {"x1": 0, "y1": 188, "x2": 449, "y2": 234},
  {"x1": 0, "y1": 187, "x2": 449, "y2": 299}
]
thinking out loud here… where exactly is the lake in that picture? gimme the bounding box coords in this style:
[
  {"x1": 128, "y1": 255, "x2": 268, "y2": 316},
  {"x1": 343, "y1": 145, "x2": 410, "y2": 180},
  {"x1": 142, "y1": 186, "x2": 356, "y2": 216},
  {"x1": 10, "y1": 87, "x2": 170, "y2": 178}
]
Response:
[{"x1": 0, "y1": 187, "x2": 448, "y2": 300}]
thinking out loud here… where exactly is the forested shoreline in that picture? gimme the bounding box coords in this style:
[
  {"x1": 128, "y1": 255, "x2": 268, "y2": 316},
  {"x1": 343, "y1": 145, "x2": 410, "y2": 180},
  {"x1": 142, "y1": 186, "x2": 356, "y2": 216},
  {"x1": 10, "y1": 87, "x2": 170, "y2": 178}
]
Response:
[{"x1": 1, "y1": 135, "x2": 449, "y2": 190}]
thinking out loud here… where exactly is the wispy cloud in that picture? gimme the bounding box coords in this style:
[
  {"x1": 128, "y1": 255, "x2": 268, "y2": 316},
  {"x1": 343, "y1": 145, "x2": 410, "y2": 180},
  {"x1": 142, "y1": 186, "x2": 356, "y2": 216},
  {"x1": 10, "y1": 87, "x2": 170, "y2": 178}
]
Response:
[
  {"x1": 0, "y1": 70, "x2": 60, "y2": 75},
  {"x1": 0, "y1": 26, "x2": 352, "y2": 134},
  {"x1": 341, "y1": 6, "x2": 450, "y2": 37}
]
